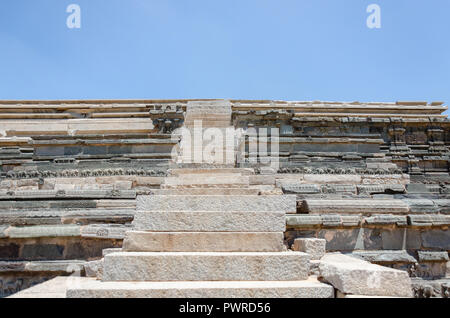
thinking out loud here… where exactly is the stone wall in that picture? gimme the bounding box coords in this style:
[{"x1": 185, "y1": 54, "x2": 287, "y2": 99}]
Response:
[{"x1": 0, "y1": 99, "x2": 449, "y2": 297}]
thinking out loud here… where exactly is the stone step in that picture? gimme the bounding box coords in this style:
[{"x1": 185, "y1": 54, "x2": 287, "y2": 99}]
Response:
[
  {"x1": 102, "y1": 252, "x2": 309, "y2": 282},
  {"x1": 122, "y1": 232, "x2": 285, "y2": 252},
  {"x1": 66, "y1": 277, "x2": 334, "y2": 298},
  {"x1": 161, "y1": 175, "x2": 249, "y2": 188},
  {"x1": 151, "y1": 188, "x2": 260, "y2": 195},
  {"x1": 136, "y1": 195, "x2": 297, "y2": 212},
  {"x1": 169, "y1": 168, "x2": 254, "y2": 176},
  {"x1": 184, "y1": 120, "x2": 232, "y2": 127},
  {"x1": 132, "y1": 211, "x2": 285, "y2": 232}
]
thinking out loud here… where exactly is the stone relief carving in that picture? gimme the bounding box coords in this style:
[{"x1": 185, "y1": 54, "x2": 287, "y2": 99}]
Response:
[
  {"x1": 149, "y1": 104, "x2": 185, "y2": 133},
  {"x1": 253, "y1": 167, "x2": 404, "y2": 175},
  {"x1": 1, "y1": 168, "x2": 168, "y2": 180}
]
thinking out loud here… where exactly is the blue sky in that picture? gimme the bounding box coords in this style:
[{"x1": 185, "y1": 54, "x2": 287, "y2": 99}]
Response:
[{"x1": 0, "y1": 0, "x2": 448, "y2": 115}]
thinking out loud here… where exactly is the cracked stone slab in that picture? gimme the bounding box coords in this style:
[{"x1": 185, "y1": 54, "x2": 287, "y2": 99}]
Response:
[
  {"x1": 350, "y1": 250, "x2": 417, "y2": 264},
  {"x1": 319, "y1": 253, "x2": 413, "y2": 297}
]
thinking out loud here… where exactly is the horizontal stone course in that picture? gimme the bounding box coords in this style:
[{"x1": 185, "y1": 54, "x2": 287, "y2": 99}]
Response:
[
  {"x1": 0, "y1": 260, "x2": 85, "y2": 272},
  {"x1": 301, "y1": 199, "x2": 409, "y2": 214},
  {"x1": 123, "y1": 232, "x2": 285, "y2": 252},
  {"x1": 364, "y1": 215, "x2": 408, "y2": 226},
  {"x1": 102, "y1": 252, "x2": 309, "y2": 282},
  {"x1": 0, "y1": 189, "x2": 136, "y2": 199},
  {"x1": 0, "y1": 209, "x2": 135, "y2": 226},
  {"x1": 8, "y1": 225, "x2": 81, "y2": 238},
  {"x1": 81, "y1": 224, "x2": 131, "y2": 239},
  {"x1": 417, "y1": 251, "x2": 449, "y2": 262}
]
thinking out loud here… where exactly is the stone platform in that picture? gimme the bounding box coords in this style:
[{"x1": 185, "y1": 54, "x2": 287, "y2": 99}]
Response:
[{"x1": 1, "y1": 99, "x2": 448, "y2": 298}]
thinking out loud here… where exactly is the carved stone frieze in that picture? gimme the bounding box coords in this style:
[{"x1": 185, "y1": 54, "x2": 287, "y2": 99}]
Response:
[{"x1": 1, "y1": 168, "x2": 167, "y2": 180}]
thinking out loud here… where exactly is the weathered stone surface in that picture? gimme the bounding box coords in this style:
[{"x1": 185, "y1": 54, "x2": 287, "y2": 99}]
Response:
[
  {"x1": 102, "y1": 248, "x2": 122, "y2": 257},
  {"x1": 350, "y1": 250, "x2": 417, "y2": 264},
  {"x1": 132, "y1": 211, "x2": 285, "y2": 232},
  {"x1": 319, "y1": 253, "x2": 413, "y2": 297},
  {"x1": 123, "y1": 232, "x2": 285, "y2": 252},
  {"x1": 318, "y1": 229, "x2": 360, "y2": 251},
  {"x1": 302, "y1": 199, "x2": 409, "y2": 214},
  {"x1": 81, "y1": 224, "x2": 130, "y2": 239},
  {"x1": 279, "y1": 183, "x2": 321, "y2": 194},
  {"x1": 434, "y1": 199, "x2": 450, "y2": 213},
  {"x1": 102, "y1": 252, "x2": 309, "y2": 282},
  {"x1": 162, "y1": 175, "x2": 249, "y2": 188},
  {"x1": 169, "y1": 168, "x2": 254, "y2": 176},
  {"x1": 249, "y1": 175, "x2": 275, "y2": 185},
  {"x1": 24, "y1": 260, "x2": 85, "y2": 272},
  {"x1": 408, "y1": 214, "x2": 450, "y2": 227},
  {"x1": 411, "y1": 277, "x2": 450, "y2": 298},
  {"x1": 21, "y1": 244, "x2": 65, "y2": 260},
  {"x1": 403, "y1": 199, "x2": 438, "y2": 213},
  {"x1": 84, "y1": 260, "x2": 103, "y2": 278},
  {"x1": 292, "y1": 238, "x2": 326, "y2": 260},
  {"x1": 364, "y1": 215, "x2": 408, "y2": 226},
  {"x1": 8, "y1": 225, "x2": 81, "y2": 238},
  {"x1": 151, "y1": 188, "x2": 260, "y2": 195},
  {"x1": 0, "y1": 225, "x2": 9, "y2": 238},
  {"x1": 406, "y1": 183, "x2": 430, "y2": 193},
  {"x1": 417, "y1": 251, "x2": 449, "y2": 262},
  {"x1": 136, "y1": 195, "x2": 297, "y2": 212},
  {"x1": 8, "y1": 276, "x2": 72, "y2": 298},
  {"x1": 0, "y1": 189, "x2": 136, "y2": 199},
  {"x1": 421, "y1": 230, "x2": 450, "y2": 250},
  {"x1": 286, "y1": 215, "x2": 322, "y2": 228},
  {"x1": 321, "y1": 215, "x2": 341, "y2": 227},
  {"x1": 340, "y1": 215, "x2": 361, "y2": 227},
  {"x1": 67, "y1": 277, "x2": 334, "y2": 298},
  {"x1": 303, "y1": 174, "x2": 361, "y2": 184}
]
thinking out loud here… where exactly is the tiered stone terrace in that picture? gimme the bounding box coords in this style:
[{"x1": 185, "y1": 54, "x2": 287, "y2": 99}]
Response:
[{"x1": 1, "y1": 99, "x2": 449, "y2": 298}]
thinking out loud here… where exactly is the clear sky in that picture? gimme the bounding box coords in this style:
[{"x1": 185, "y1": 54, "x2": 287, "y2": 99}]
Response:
[{"x1": 0, "y1": 0, "x2": 448, "y2": 115}]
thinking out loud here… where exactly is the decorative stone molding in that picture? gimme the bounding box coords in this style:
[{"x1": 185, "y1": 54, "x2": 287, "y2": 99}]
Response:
[
  {"x1": 268, "y1": 167, "x2": 404, "y2": 175},
  {"x1": 149, "y1": 104, "x2": 185, "y2": 133},
  {"x1": 1, "y1": 168, "x2": 168, "y2": 180}
]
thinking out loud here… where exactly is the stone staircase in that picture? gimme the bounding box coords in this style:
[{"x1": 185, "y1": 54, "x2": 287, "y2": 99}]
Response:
[{"x1": 66, "y1": 168, "x2": 334, "y2": 297}]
